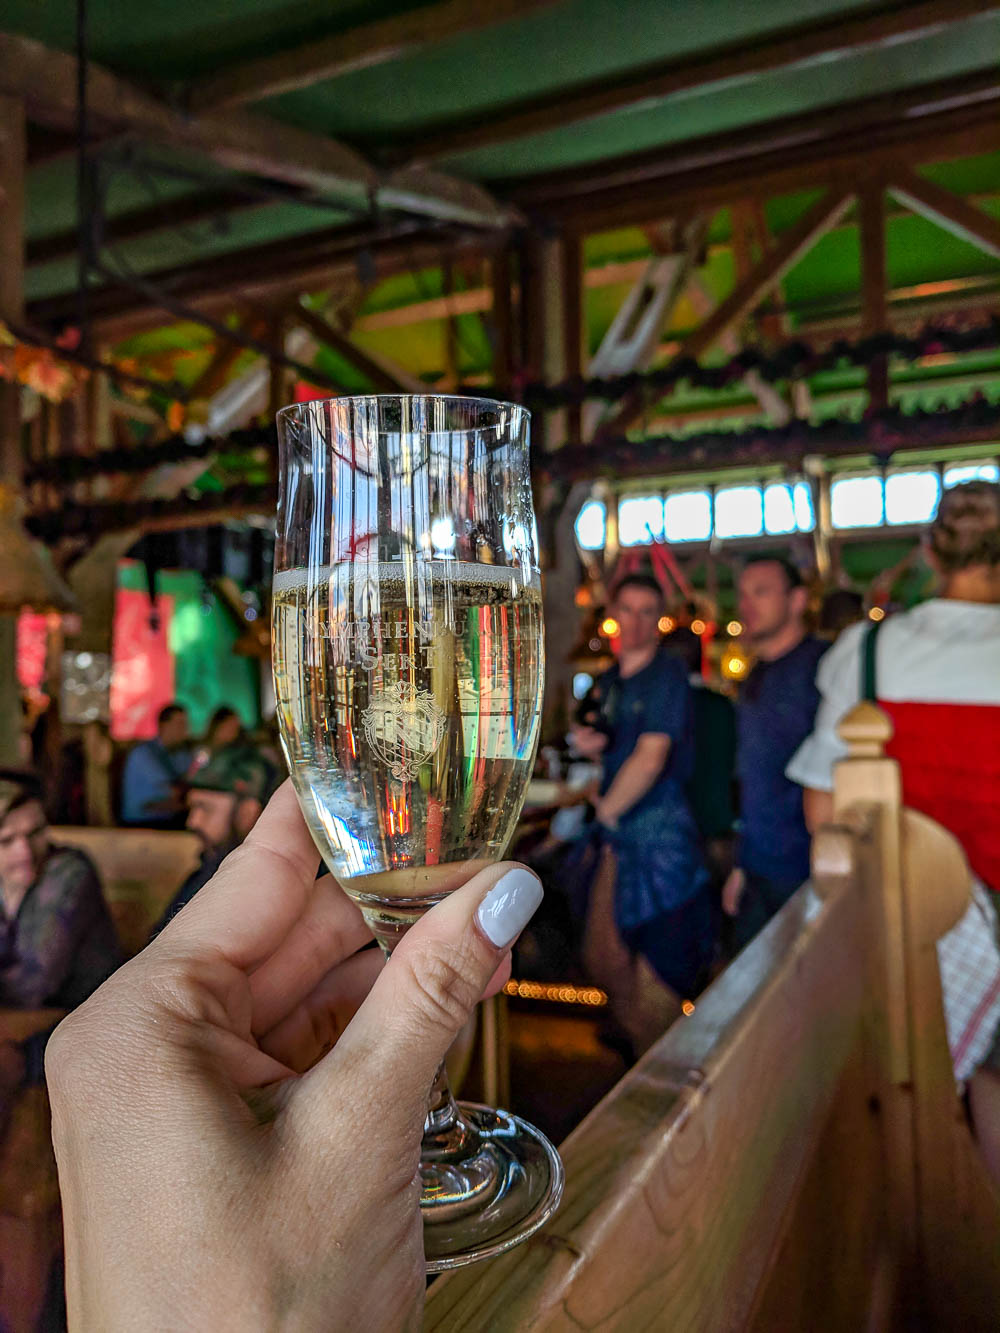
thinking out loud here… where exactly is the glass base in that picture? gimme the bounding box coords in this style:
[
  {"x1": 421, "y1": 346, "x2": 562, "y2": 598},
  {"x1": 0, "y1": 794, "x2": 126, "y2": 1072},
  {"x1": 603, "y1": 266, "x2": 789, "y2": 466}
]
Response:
[{"x1": 421, "y1": 1102, "x2": 564, "y2": 1272}]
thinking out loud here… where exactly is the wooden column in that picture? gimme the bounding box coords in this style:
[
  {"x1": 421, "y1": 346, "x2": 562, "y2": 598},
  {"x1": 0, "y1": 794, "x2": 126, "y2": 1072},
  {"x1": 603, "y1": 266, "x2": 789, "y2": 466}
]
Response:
[
  {"x1": 0, "y1": 94, "x2": 26, "y2": 767},
  {"x1": 560, "y1": 230, "x2": 584, "y2": 444},
  {"x1": 489, "y1": 246, "x2": 514, "y2": 393},
  {"x1": 520, "y1": 229, "x2": 580, "y2": 736},
  {"x1": 859, "y1": 183, "x2": 889, "y2": 413}
]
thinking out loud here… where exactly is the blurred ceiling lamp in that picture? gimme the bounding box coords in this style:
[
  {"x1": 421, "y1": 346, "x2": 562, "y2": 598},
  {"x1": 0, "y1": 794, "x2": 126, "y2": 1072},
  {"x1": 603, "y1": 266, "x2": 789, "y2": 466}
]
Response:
[{"x1": 0, "y1": 484, "x2": 78, "y2": 614}]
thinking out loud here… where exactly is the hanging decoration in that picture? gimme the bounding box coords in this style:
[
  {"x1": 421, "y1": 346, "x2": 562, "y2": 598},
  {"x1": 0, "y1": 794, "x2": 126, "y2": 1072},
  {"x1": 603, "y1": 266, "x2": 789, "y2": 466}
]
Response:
[
  {"x1": 0, "y1": 323, "x2": 89, "y2": 402},
  {"x1": 507, "y1": 317, "x2": 1000, "y2": 412}
]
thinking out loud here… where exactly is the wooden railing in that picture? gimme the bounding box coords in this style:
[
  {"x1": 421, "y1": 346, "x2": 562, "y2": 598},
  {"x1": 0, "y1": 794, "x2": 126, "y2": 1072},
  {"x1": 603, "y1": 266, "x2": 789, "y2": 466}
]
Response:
[{"x1": 425, "y1": 703, "x2": 1000, "y2": 1331}]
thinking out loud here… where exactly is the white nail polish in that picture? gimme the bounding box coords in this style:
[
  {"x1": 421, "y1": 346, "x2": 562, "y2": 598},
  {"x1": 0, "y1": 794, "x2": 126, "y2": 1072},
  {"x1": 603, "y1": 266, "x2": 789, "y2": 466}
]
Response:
[{"x1": 476, "y1": 869, "x2": 543, "y2": 949}]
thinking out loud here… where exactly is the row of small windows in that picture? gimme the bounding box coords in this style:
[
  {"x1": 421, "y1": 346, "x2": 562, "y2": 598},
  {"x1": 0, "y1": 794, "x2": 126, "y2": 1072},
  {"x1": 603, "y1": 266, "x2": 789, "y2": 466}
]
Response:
[{"x1": 575, "y1": 462, "x2": 999, "y2": 550}]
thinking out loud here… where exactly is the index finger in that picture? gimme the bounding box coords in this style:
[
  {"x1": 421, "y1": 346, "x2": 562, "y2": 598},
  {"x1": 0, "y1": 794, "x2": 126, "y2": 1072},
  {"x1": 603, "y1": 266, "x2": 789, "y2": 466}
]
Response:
[{"x1": 160, "y1": 781, "x2": 322, "y2": 971}]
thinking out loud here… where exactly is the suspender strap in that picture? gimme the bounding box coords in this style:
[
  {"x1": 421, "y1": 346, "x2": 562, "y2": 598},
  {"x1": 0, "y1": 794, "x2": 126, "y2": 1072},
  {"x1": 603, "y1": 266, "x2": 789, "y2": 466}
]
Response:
[{"x1": 861, "y1": 616, "x2": 885, "y2": 702}]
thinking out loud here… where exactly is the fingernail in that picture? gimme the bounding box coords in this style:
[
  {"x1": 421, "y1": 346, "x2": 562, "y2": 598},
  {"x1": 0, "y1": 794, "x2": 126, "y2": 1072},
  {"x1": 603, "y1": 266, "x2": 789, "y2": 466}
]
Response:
[{"x1": 476, "y1": 869, "x2": 543, "y2": 950}]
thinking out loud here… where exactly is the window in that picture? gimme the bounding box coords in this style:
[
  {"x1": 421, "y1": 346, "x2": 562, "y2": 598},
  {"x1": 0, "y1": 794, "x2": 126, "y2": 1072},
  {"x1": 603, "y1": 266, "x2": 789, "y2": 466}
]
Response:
[
  {"x1": 663, "y1": 490, "x2": 712, "y2": 542},
  {"x1": 793, "y1": 482, "x2": 815, "y2": 532},
  {"x1": 714, "y1": 485, "x2": 763, "y2": 539},
  {"x1": 831, "y1": 475, "x2": 884, "y2": 529},
  {"x1": 884, "y1": 470, "x2": 940, "y2": 526},
  {"x1": 944, "y1": 462, "x2": 999, "y2": 488},
  {"x1": 618, "y1": 495, "x2": 665, "y2": 546},
  {"x1": 763, "y1": 483, "x2": 796, "y2": 535},
  {"x1": 574, "y1": 500, "x2": 606, "y2": 550}
]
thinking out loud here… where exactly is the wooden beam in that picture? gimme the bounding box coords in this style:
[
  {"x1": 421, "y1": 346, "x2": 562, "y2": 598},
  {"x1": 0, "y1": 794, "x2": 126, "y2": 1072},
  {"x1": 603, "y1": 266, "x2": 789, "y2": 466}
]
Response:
[
  {"x1": 292, "y1": 300, "x2": 427, "y2": 394},
  {"x1": 594, "y1": 188, "x2": 853, "y2": 442},
  {"x1": 398, "y1": 0, "x2": 998, "y2": 164},
  {"x1": 189, "y1": 0, "x2": 561, "y2": 112},
  {"x1": 508, "y1": 70, "x2": 1000, "y2": 229},
  {"x1": 859, "y1": 183, "x2": 889, "y2": 411},
  {"x1": 669, "y1": 189, "x2": 854, "y2": 362},
  {"x1": 887, "y1": 165, "x2": 1000, "y2": 260},
  {"x1": 0, "y1": 31, "x2": 512, "y2": 229},
  {"x1": 27, "y1": 188, "x2": 267, "y2": 267}
]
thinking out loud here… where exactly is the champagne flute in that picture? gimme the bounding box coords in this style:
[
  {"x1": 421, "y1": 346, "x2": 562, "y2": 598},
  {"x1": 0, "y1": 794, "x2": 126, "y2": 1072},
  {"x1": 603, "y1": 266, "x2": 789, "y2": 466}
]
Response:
[{"x1": 272, "y1": 395, "x2": 563, "y2": 1270}]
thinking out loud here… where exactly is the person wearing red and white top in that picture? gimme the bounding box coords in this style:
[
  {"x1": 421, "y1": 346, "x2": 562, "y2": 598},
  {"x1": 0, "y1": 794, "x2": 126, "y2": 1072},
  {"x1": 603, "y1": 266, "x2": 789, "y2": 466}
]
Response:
[{"x1": 787, "y1": 480, "x2": 1000, "y2": 1184}]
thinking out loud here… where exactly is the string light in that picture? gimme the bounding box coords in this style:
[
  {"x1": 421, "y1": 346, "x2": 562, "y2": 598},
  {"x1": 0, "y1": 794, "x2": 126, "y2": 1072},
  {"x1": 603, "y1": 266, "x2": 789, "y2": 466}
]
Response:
[
  {"x1": 503, "y1": 980, "x2": 608, "y2": 1007},
  {"x1": 868, "y1": 606, "x2": 886, "y2": 621},
  {"x1": 722, "y1": 647, "x2": 750, "y2": 681},
  {"x1": 682, "y1": 1000, "x2": 696, "y2": 1016},
  {"x1": 658, "y1": 615, "x2": 675, "y2": 633},
  {"x1": 601, "y1": 617, "x2": 620, "y2": 637},
  {"x1": 726, "y1": 620, "x2": 742, "y2": 637},
  {"x1": 691, "y1": 618, "x2": 706, "y2": 635}
]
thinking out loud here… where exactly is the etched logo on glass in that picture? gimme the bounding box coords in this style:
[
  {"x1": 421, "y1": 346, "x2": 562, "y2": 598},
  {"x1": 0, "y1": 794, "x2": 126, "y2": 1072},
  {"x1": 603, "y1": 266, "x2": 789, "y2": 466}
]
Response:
[{"x1": 362, "y1": 680, "x2": 446, "y2": 781}]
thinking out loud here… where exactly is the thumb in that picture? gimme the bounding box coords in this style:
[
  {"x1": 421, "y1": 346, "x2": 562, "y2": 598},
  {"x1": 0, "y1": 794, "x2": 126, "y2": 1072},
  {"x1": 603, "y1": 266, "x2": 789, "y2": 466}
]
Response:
[{"x1": 297, "y1": 863, "x2": 542, "y2": 1133}]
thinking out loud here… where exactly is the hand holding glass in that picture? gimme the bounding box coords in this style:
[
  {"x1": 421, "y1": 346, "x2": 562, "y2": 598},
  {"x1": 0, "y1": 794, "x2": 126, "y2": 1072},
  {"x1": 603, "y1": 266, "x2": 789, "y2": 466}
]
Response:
[{"x1": 272, "y1": 395, "x2": 563, "y2": 1269}]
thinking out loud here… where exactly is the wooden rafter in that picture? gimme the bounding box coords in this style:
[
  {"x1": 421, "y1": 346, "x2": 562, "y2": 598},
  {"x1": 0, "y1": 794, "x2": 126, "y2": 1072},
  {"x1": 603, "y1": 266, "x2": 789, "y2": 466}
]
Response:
[
  {"x1": 512, "y1": 70, "x2": 1000, "y2": 229},
  {"x1": 887, "y1": 166, "x2": 1000, "y2": 261},
  {"x1": 397, "y1": 0, "x2": 997, "y2": 164},
  {"x1": 187, "y1": 314, "x2": 270, "y2": 401},
  {"x1": 0, "y1": 31, "x2": 513, "y2": 229},
  {"x1": 292, "y1": 301, "x2": 427, "y2": 394},
  {"x1": 189, "y1": 0, "x2": 561, "y2": 113},
  {"x1": 670, "y1": 189, "x2": 854, "y2": 363},
  {"x1": 593, "y1": 188, "x2": 854, "y2": 443}
]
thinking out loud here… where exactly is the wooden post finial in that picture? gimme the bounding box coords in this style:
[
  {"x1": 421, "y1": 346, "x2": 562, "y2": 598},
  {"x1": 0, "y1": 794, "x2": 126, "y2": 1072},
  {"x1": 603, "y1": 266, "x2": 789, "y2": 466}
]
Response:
[{"x1": 837, "y1": 700, "x2": 893, "y2": 758}]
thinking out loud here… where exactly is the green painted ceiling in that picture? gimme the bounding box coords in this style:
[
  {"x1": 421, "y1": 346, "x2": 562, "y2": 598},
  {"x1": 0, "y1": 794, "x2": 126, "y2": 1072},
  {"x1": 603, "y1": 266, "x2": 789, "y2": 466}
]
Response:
[{"x1": 6, "y1": 0, "x2": 1000, "y2": 399}]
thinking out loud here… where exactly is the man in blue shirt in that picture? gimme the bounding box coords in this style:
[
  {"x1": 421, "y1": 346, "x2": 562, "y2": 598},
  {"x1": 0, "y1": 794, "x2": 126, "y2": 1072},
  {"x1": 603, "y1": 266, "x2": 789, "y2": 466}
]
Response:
[
  {"x1": 120, "y1": 703, "x2": 192, "y2": 828},
  {"x1": 724, "y1": 556, "x2": 827, "y2": 951},
  {"x1": 572, "y1": 575, "x2": 712, "y2": 1049}
]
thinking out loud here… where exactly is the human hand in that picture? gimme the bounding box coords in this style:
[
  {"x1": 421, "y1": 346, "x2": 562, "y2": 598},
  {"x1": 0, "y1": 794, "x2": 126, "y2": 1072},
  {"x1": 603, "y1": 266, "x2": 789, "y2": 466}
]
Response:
[
  {"x1": 568, "y1": 725, "x2": 608, "y2": 759},
  {"x1": 721, "y1": 867, "x2": 746, "y2": 917},
  {"x1": 46, "y1": 782, "x2": 542, "y2": 1332}
]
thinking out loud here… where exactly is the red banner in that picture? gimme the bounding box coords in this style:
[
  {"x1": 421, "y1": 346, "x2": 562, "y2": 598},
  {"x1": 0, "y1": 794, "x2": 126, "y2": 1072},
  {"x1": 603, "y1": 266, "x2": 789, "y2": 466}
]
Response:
[{"x1": 109, "y1": 588, "x2": 175, "y2": 741}]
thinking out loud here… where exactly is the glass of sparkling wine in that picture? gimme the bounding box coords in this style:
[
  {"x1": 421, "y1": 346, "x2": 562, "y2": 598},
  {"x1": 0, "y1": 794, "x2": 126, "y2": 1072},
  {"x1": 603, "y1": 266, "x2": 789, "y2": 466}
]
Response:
[{"x1": 272, "y1": 395, "x2": 563, "y2": 1270}]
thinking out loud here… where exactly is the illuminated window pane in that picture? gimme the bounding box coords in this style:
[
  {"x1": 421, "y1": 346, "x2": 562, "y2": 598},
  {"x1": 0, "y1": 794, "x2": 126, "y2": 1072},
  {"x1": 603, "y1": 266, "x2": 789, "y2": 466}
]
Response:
[
  {"x1": 572, "y1": 672, "x2": 594, "y2": 700},
  {"x1": 574, "y1": 500, "x2": 606, "y2": 550},
  {"x1": 714, "y1": 485, "x2": 763, "y2": 539},
  {"x1": 885, "y1": 470, "x2": 941, "y2": 526},
  {"x1": 944, "y1": 462, "x2": 999, "y2": 488},
  {"x1": 618, "y1": 495, "x2": 664, "y2": 546},
  {"x1": 793, "y1": 482, "x2": 816, "y2": 532},
  {"x1": 831, "y1": 476, "x2": 884, "y2": 529},
  {"x1": 663, "y1": 490, "x2": 712, "y2": 542},
  {"x1": 763, "y1": 483, "x2": 795, "y2": 535}
]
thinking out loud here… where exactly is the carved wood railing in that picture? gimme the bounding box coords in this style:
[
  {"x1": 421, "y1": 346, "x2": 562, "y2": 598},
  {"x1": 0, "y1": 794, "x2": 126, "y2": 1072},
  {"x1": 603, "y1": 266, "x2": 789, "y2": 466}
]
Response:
[{"x1": 425, "y1": 703, "x2": 1000, "y2": 1331}]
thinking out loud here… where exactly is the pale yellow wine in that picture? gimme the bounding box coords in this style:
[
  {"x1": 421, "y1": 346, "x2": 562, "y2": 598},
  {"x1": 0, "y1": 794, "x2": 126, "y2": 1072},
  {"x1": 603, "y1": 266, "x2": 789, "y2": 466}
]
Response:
[{"x1": 272, "y1": 561, "x2": 543, "y2": 910}]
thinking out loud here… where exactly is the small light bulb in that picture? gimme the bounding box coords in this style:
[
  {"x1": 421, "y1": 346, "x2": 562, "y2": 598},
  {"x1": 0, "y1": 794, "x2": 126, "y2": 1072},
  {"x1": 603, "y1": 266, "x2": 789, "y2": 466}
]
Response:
[
  {"x1": 691, "y1": 618, "x2": 706, "y2": 635},
  {"x1": 868, "y1": 606, "x2": 885, "y2": 622},
  {"x1": 727, "y1": 620, "x2": 742, "y2": 637},
  {"x1": 601, "y1": 617, "x2": 620, "y2": 637},
  {"x1": 658, "y1": 615, "x2": 675, "y2": 633}
]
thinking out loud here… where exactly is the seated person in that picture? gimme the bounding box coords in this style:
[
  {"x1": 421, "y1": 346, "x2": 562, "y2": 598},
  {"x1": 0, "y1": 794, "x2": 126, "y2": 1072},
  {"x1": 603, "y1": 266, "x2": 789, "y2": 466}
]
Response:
[
  {"x1": 0, "y1": 771, "x2": 123, "y2": 1012},
  {"x1": 153, "y1": 748, "x2": 272, "y2": 933},
  {"x1": 120, "y1": 703, "x2": 193, "y2": 829}
]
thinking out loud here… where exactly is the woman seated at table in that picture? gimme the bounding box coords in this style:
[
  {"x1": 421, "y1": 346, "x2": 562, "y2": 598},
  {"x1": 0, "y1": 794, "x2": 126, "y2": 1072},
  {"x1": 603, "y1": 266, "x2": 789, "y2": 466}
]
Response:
[{"x1": 0, "y1": 771, "x2": 123, "y2": 1096}]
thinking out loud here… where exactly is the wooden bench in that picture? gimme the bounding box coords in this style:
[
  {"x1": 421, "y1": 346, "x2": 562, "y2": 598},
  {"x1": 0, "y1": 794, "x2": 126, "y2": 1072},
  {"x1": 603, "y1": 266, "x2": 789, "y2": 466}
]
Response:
[
  {"x1": 425, "y1": 703, "x2": 1000, "y2": 1331},
  {"x1": 49, "y1": 825, "x2": 201, "y2": 955}
]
